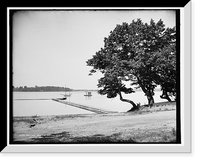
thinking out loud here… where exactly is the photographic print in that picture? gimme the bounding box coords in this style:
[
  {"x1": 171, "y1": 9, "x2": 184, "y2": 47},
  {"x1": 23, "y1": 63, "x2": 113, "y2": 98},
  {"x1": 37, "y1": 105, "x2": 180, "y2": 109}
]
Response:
[{"x1": 2, "y1": 2, "x2": 191, "y2": 152}]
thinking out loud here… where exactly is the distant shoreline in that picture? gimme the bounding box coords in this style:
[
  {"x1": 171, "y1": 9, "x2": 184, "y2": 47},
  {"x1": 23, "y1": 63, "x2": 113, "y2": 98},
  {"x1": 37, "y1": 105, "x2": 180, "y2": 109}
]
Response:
[
  {"x1": 13, "y1": 89, "x2": 99, "y2": 92},
  {"x1": 13, "y1": 89, "x2": 161, "y2": 92}
]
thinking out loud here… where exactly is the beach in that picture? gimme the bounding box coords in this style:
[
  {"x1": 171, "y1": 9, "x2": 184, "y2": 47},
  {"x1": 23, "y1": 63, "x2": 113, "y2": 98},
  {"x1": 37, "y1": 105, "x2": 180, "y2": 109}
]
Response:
[{"x1": 13, "y1": 102, "x2": 177, "y2": 143}]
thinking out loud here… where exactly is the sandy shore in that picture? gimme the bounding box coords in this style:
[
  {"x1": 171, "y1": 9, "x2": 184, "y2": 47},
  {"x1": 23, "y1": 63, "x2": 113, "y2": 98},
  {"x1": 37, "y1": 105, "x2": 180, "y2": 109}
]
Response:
[{"x1": 13, "y1": 102, "x2": 177, "y2": 143}]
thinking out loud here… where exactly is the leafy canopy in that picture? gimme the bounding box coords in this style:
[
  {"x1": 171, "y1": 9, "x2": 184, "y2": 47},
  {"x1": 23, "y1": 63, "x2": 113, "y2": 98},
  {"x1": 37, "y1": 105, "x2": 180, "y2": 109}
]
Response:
[{"x1": 87, "y1": 18, "x2": 176, "y2": 106}]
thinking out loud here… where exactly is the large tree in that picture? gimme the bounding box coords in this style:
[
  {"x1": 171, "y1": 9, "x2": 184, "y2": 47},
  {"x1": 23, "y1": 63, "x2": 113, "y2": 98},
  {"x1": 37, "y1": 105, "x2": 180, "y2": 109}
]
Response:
[{"x1": 87, "y1": 18, "x2": 176, "y2": 109}]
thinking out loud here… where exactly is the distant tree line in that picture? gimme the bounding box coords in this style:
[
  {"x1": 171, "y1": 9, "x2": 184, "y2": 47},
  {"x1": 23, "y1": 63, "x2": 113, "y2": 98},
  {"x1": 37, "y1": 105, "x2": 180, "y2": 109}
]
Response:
[{"x1": 13, "y1": 86, "x2": 72, "y2": 92}]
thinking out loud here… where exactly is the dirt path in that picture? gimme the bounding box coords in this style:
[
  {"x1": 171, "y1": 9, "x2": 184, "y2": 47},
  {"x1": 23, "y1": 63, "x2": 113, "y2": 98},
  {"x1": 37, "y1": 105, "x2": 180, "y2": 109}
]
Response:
[{"x1": 13, "y1": 108, "x2": 176, "y2": 143}]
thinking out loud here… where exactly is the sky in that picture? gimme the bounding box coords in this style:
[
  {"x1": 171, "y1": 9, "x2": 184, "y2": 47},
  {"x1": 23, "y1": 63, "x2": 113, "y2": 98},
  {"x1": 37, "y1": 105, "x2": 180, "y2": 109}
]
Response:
[{"x1": 12, "y1": 10, "x2": 175, "y2": 89}]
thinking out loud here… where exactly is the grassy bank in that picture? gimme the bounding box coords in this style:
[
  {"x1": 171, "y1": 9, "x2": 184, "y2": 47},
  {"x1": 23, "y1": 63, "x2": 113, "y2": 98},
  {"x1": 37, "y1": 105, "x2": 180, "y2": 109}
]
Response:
[{"x1": 13, "y1": 101, "x2": 177, "y2": 144}]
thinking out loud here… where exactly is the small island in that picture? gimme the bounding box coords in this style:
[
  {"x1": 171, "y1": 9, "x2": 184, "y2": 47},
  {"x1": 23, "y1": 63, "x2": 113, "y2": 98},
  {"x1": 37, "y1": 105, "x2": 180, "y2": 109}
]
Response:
[
  {"x1": 13, "y1": 85, "x2": 99, "y2": 92},
  {"x1": 13, "y1": 86, "x2": 72, "y2": 92}
]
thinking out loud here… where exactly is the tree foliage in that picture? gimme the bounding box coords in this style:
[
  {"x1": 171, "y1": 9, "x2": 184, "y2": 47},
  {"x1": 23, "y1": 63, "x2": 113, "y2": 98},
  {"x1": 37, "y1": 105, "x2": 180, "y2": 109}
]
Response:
[{"x1": 87, "y1": 18, "x2": 176, "y2": 109}]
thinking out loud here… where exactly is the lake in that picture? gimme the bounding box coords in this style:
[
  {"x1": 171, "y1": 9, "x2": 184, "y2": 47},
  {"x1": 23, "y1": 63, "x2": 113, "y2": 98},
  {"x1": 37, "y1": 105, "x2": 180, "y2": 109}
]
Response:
[{"x1": 13, "y1": 91, "x2": 165, "y2": 117}]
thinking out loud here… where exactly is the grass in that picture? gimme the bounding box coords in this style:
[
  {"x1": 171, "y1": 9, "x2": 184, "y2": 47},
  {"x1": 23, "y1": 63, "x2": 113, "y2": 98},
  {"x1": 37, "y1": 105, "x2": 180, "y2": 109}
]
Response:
[
  {"x1": 120, "y1": 127, "x2": 176, "y2": 143},
  {"x1": 127, "y1": 101, "x2": 176, "y2": 116},
  {"x1": 25, "y1": 132, "x2": 137, "y2": 144},
  {"x1": 19, "y1": 127, "x2": 177, "y2": 144}
]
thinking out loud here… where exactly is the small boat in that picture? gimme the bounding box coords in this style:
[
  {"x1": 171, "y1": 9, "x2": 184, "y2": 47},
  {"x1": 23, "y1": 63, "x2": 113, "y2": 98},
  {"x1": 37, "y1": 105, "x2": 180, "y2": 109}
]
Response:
[
  {"x1": 61, "y1": 93, "x2": 72, "y2": 97},
  {"x1": 57, "y1": 97, "x2": 67, "y2": 100},
  {"x1": 84, "y1": 91, "x2": 92, "y2": 97},
  {"x1": 60, "y1": 85, "x2": 72, "y2": 98}
]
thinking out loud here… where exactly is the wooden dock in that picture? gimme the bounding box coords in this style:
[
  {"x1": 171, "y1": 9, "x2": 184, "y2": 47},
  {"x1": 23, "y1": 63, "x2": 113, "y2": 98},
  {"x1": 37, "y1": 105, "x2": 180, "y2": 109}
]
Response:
[{"x1": 52, "y1": 98, "x2": 118, "y2": 114}]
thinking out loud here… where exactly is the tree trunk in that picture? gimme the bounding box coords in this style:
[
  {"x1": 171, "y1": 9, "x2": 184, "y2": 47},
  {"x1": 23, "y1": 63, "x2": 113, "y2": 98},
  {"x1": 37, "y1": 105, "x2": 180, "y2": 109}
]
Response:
[
  {"x1": 118, "y1": 91, "x2": 138, "y2": 112},
  {"x1": 139, "y1": 84, "x2": 155, "y2": 107},
  {"x1": 160, "y1": 90, "x2": 172, "y2": 102},
  {"x1": 146, "y1": 93, "x2": 154, "y2": 107}
]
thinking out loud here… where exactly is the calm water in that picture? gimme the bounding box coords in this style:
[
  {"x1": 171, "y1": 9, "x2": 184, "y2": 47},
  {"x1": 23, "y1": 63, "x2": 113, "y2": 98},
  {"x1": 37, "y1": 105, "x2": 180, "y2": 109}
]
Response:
[{"x1": 13, "y1": 91, "x2": 164, "y2": 117}]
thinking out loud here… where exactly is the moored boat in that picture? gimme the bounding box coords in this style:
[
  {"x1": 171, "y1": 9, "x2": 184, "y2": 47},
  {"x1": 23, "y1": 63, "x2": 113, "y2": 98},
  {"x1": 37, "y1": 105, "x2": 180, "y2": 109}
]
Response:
[{"x1": 84, "y1": 91, "x2": 92, "y2": 97}]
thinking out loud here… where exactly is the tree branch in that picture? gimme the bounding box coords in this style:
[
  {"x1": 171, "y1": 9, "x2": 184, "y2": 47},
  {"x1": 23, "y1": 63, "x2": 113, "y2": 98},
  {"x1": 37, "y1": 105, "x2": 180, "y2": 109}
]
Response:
[{"x1": 118, "y1": 91, "x2": 138, "y2": 110}]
